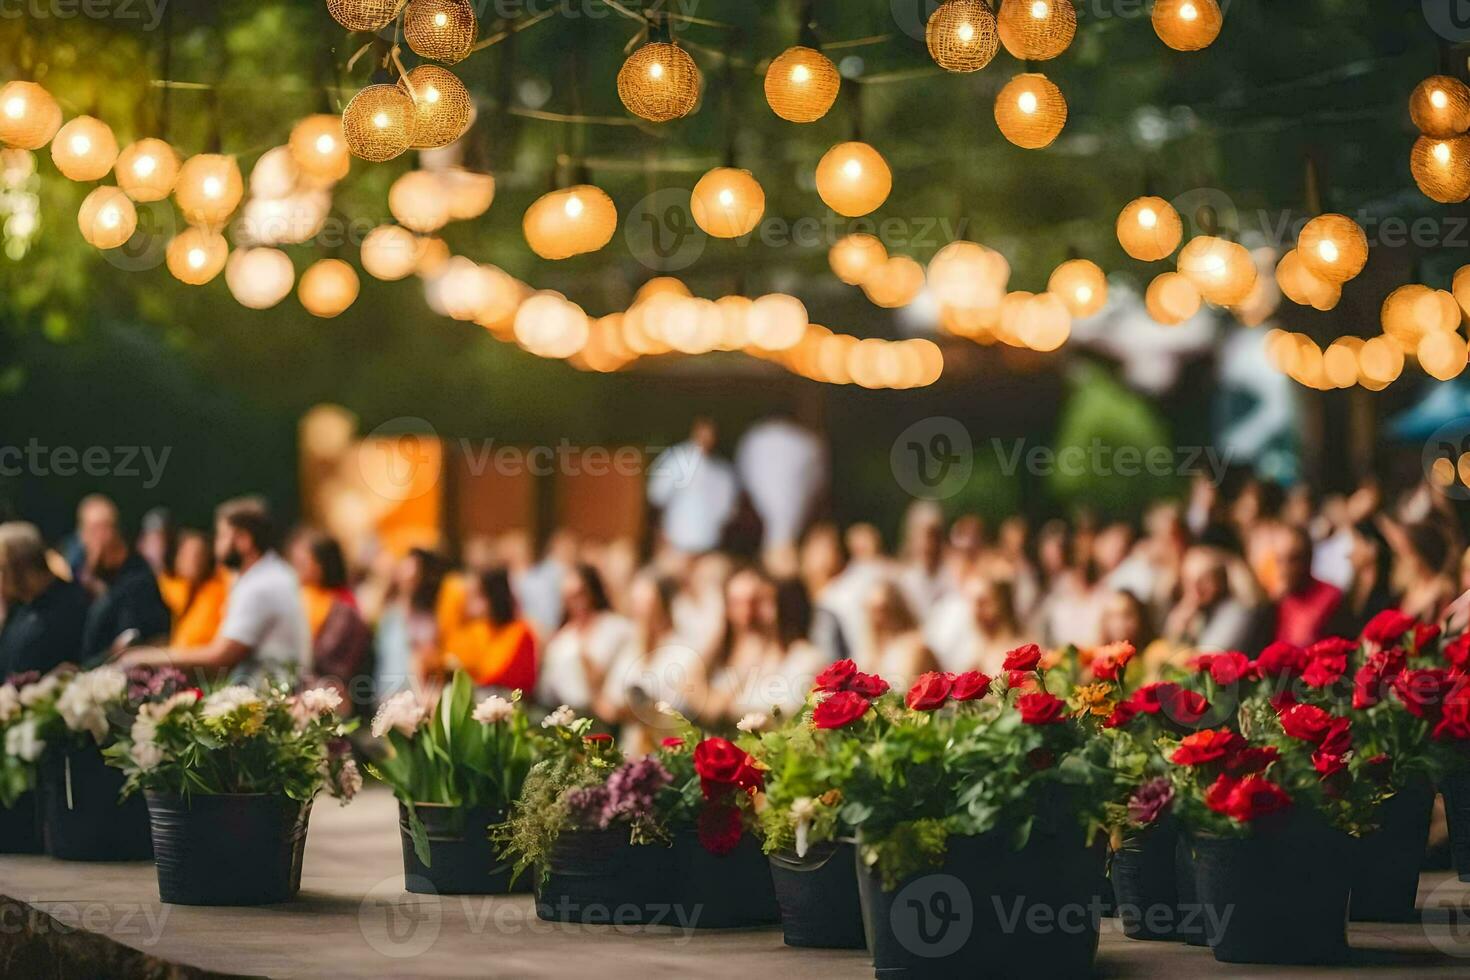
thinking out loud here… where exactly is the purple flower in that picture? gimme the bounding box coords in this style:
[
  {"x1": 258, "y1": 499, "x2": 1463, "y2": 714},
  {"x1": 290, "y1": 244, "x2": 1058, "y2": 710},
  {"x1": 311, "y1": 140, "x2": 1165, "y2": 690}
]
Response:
[
  {"x1": 1127, "y1": 777, "x2": 1175, "y2": 826},
  {"x1": 5, "y1": 671, "x2": 40, "y2": 690},
  {"x1": 565, "y1": 786, "x2": 612, "y2": 829},
  {"x1": 126, "y1": 666, "x2": 190, "y2": 704},
  {"x1": 603, "y1": 757, "x2": 672, "y2": 823}
]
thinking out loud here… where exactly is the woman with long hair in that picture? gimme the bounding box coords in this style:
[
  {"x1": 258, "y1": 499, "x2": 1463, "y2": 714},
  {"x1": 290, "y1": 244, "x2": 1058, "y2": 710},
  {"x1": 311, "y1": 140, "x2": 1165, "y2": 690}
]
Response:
[
  {"x1": 160, "y1": 529, "x2": 228, "y2": 649},
  {"x1": 597, "y1": 571, "x2": 702, "y2": 751},
  {"x1": 703, "y1": 568, "x2": 777, "y2": 724},
  {"x1": 444, "y1": 567, "x2": 537, "y2": 693},
  {"x1": 290, "y1": 528, "x2": 372, "y2": 713},
  {"x1": 860, "y1": 578, "x2": 938, "y2": 688},
  {"x1": 373, "y1": 547, "x2": 449, "y2": 701},
  {"x1": 536, "y1": 563, "x2": 632, "y2": 712}
]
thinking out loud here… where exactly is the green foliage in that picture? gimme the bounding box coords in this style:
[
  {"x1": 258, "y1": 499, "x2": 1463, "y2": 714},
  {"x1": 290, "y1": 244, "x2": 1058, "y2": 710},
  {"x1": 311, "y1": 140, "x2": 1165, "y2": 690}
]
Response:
[{"x1": 744, "y1": 716, "x2": 854, "y2": 856}]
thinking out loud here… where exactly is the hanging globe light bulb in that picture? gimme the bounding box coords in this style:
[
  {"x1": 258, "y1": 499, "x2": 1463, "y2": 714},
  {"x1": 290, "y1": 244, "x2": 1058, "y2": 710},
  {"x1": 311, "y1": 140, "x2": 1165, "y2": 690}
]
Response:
[
  {"x1": 1177, "y1": 235, "x2": 1255, "y2": 306},
  {"x1": 523, "y1": 185, "x2": 617, "y2": 259},
  {"x1": 166, "y1": 227, "x2": 229, "y2": 285},
  {"x1": 829, "y1": 233, "x2": 887, "y2": 285},
  {"x1": 289, "y1": 114, "x2": 351, "y2": 182},
  {"x1": 748, "y1": 293, "x2": 809, "y2": 351},
  {"x1": 226, "y1": 247, "x2": 295, "y2": 310},
  {"x1": 1411, "y1": 135, "x2": 1470, "y2": 204},
  {"x1": 764, "y1": 46, "x2": 841, "y2": 122},
  {"x1": 77, "y1": 186, "x2": 137, "y2": 250},
  {"x1": 342, "y1": 84, "x2": 414, "y2": 162},
  {"x1": 1048, "y1": 258, "x2": 1108, "y2": 318},
  {"x1": 249, "y1": 146, "x2": 299, "y2": 200},
  {"x1": 441, "y1": 168, "x2": 495, "y2": 220},
  {"x1": 1296, "y1": 214, "x2": 1369, "y2": 285},
  {"x1": 996, "y1": 0, "x2": 1075, "y2": 61},
  {"x1": 404, "y1": 0, "x2": 477, "y2": 63},
  {"x1": 925, "y1": 0, "x2": 999, "y2": 73},
  {"x1": 814, "y1": 141, "x2": 891, "y2": 217},
  {"x1": 326, "y1": 0, "x2": 407, "y2": 32},
  {"x1": 0, "y1": 81, "x2": 62, "y2": 150},
  {"x1": 861, "y1": 256, "x2": 926, "y2": 309},
  {"x1": 514, "y1": 292, "x2": 589, "y2": 358},
  {"x1": 1382, "y1": 284, "x2": 1447, "y2": 350},
  {"x1": 415, "y1": 235, "x2": 450, "y2": 277},
  {"x1": 690, "y1": 167, "x2": 765, "y2": 238},
  {"x1": 994, "y1": 73, "x2": 1067, "y2": 149},
  {"x1": 115, "y1": 138, "x2": 180, "y2": 202},
  {"x1": 360, "y1": 224, "x2": 421, "y2": 281},
  {"x1": 1274, "y1": 249, "x2": 1341, "y2": 311},
  {"x1": 399, "y1": 65, "x2": 472, "y2": 148},
  {"x1": 174, "y1": 153, "x2": 244, "y2": 227},
  {"x1": 1410, "y1": 75, "x2": 1470, "y2": 138},
  {"x1": 50, "y1": 115, "x2": 118, "y2": 181},
  {"x1": 929, "y1": 241, "x2": 1010, "y2": 310},
  {"x1": 1455, "y1": 264, "x2": 1470, "y2": 320},
  {"x1": 1419, "y1": 330, "x2": 1468, "y2": 381},
  {"x1": 299, "y1": 258, "x2": 360, "y2": 317},
  {"x1": 1152, "y1": 0, "x2": 1223, "y2": 52},
  {"x1": 1116, "y1": 196, "x2": 1183, "y2": 261},
  {"x1": 1018, "y1": 292, "x2": 1072, "y2": 351},
  {"x1": 1358, "y1": 335, "x2": 1404, "y2": 386},
  {"x1": 617, "y1": 40, "x2": 701, "y2": 122},
  {"x1": 1145, "y1": 271, "x2": 1202, "y2": 325},
  {"x1": 389, "y1": 169, "x2": 452, "y2": 233}
]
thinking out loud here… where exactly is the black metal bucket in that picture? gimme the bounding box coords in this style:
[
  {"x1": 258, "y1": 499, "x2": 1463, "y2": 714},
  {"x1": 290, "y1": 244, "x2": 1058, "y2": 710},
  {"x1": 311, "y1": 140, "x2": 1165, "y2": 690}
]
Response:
[
  {"x1": 1350, "y1": 781, "x2": 1434, "y2": 921},
  {"x1": 1111, "y1": 821, "x2": 1188, "y2": 941},
  {"x1": 1174, "y1": 835, "x2": 1208, "y2": 946},
  {"x1": 1441, "y1": 773, "x2": 1470, "y2": 883},
  {"x1": 535, "y1": 828, "x2": 676, "y2": 924},
  {"x1": 38, "y1": 744, "x2": 152, "y2": 861},
  {"x1": 146, "y1": 792, "x2": 311, "y2": 906},
  {"x1": 671, "y1": 831, "x2": 779, "y2": 929},
  {"x1": 0, "y1": 793, "x2": 42, "y2": 854},
  {"x1": 399, "y1": 802, "x2": 523, "y2": 895},
  {"x1": 769, "y1": 841, "x2": 866, "y2": 948}
]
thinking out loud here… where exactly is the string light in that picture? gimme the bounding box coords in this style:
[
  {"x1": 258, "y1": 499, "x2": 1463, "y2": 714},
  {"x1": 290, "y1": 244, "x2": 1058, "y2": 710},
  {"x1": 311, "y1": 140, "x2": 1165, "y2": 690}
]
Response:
[
  {"x1": 400, "y1": 65, "x2": 472, "y2": 148},
  {"x1": 1145, "y1": 271, "x2": 1202, "y2": 325},
  {"x1": 1411, "y1": 135, "x2": 1470, "y2": 204},
  {"x1": 829, "y1": 233, "x2": 887, "y2": 285},
  {"x1": 690, "y1": 167, "x2": 764, "y2": 238},
  {"x1": 77, "y1": 186, "x2": 136, "y2": 250},
  {"x1": 0, "y1": 81, "x2": 62, "y2": 150},
  {"x1": 994, "y1": 73, "x2": 1067, "y2": 149},
  {"x1": 361, "y1": 224, "x2": 423, "y2": 281},
  {"x1": 299, "y1": 258, "x2": 360, "y2": 317},
  {"x1": 166, "y1": 227, "x2": 229, "y2": 285},
  {"x1": 342, "y1": 84, "x2": 414, "y2": 162},
  {"x1": 1116, "y1": 196, "x2": 1183, "y2": 261},
  {"x1": 925, "y1": 0, "x2": 999, "y2": 73},
  {"x1": 514, "y1": 291, "x2": 589, "y2": 358},
  {"x1": 1296, "y1": 214, "x2": 1368, "y2": 285},
  {"x1": 748, "y1": 293, "x2": 809, "y2": 350},
  {"x1": 326, "y1": 0, "x2": 407, "y2": 32},
  {"x1": 1455, "y1": 264, "x2": 1470, "y2": 320},
  {"x1": 404, "y1": 0, "x2": 478, "y2": 63},
  {"x1": 523, "y1": 184, "x2": 618, "y2": 259},
  {"x1": 115, "y1": 138, "x2": 180, "y2": 202},
  {"x1": 225, "y1": 247, "x2": 295, "y2": 310},
  {"x1": 1048, "y1": 258, "x2": 1108, "y2": 318},
  {"x1": 928, "y1": 241, "x2": 1009, "y2": 310},
  {"x1": 1151, "y1": 0, "x2": 1223, "y2": 52},
  {"x1": 50, "y1": 116, "x2": 118, "y2": 181},
  {"x1": 618, "y1": 41, "x2": 701, "y2": 122},
  {"x1": 389, "y1": 169, "x2": 452, "y2": 232},
  {"x1": 764, "y1": 46, "x2": 840, "y2": 122},
  {"x1": 289, "y1": 114, "x2": 351, "y2": 182},
  {"x1": 814, "y1": 141, "x2": 891, "y2": 216},
  {"x1": 1177, "y1": 235, "x2": 1256, "y2": 305},
  {"x1": 1410, "y1": 76, "x2": 1470, "y2": 139},
  {"x1": 1419, "y1": 330, "x2": 1468, "y2": 381},
  {"x1": 1274, "y1": 249, "x2": 1340, "y2": 311},
  {"x1": 861, "y1": 256, "x2": 925, "y2": 308},
  {"x1": 174, "y1": 153, "x2": 244, "y2": 227},
  {"x1": 440, "y1": 168, "x2": 495, "y2": 220},
  {"x1": 996, "y1": 0, "x2": 1076, "y2": 61}
]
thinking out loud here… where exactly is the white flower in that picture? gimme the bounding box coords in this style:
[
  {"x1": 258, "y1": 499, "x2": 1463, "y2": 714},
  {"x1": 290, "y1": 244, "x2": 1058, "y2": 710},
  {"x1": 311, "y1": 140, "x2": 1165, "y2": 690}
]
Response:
[
  {"x1": 473, "y1": 695, "x2": 515, "y2": 725},
  {"x1": 55, "y1": 667, "x2": 126, "y2": 743},
  {"x1": 0, "y1": 684, "x2": 19, "y2": 725},
  {"x1": 335, "y1": 757, "x2": 363, "y2": 801},
  {"x1": 131, "y1": 739, "x2": 166, "y2": 771},
  {"x1": 540, "y1": 704, "x2": 578, "y2": 729},
  {"x1": 791, "y1": 797, "x2": 818, "y2": 859},
  {"x1": 18, "y1": 674, "x2": 61, "y2": 707},
  {"x1": 654, "y1": 700, "x2": 674, "y2": 716},
  {"x1": 4, "y1": 719, "x2": 44, "y2": 762},
  {"x1": 300, "y1": 687, "x2": 343, "y2": 716},
  {"x1": 370, "y1": 690, "x2": 426, "y2": 738},
  {"x1": 130, "y1": 717, "x2": 158, "y2": 745},
  {"x1": 201, "y1": 686, "x2": 264, "y2": 721},
  {"x1": 737, "y1": 712, "x2": 769, "y2": 733}
]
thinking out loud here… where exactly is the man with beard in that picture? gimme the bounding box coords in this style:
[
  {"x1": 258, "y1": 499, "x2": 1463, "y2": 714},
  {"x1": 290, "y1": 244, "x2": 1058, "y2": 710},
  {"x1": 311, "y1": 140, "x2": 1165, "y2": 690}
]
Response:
[
  {"x1": 118, "y1": 497, "x2": 308, "y2": 682},
  {"x1": 78, "y1": 506, "x2": 171, "y2": 664}
]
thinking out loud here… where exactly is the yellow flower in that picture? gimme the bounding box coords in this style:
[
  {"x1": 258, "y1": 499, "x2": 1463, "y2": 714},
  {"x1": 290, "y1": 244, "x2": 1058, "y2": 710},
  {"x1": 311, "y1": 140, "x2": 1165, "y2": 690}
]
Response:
[{"x1": 1070, "y1": 682, "x2": 1116, "y2": 718}]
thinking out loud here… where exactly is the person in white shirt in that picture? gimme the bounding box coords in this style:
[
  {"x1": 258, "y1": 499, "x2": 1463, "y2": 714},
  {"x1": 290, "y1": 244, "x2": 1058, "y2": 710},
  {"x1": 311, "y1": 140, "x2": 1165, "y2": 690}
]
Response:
[
  {"x1": 734, "y1": 415, "x2": 826, "y2": 557},
  {"x1": 596, "y1": 571, "x2": 702, "y2": 752},
  {"x1": 647, "y1": 418, "x2": 738, "y2": 556},
  {"x1": 536, "y1": 564, "x2": 632, "y2": 711},
  {"x1": 896, "y1": 501, "x2": 955, "y2": 619},
  {"x1": 119, "y1": 498, "x2": 309, "y2": 683}
]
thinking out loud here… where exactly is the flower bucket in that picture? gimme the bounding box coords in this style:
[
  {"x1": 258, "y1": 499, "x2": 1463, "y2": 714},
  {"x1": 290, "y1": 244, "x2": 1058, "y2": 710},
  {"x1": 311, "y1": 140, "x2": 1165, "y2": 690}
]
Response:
[
  {"x1": 769, "y1": 840, "x2": 866, "y2": 948},
  {"x1": 1190, "y1": 817, "x2": 1351, "y2": 964},
  {"x1": 1174, "y1": 836, "x2": 1208, "y2": 947},
  {"x1": 1350, "y1": 781, "x2": 1434, "y2": 921},
  {"x1": 670, "y1": 830, "x2": 779, "y2": 929},
  {"x1": 535, "y1": 829, "x2": 675, "y2": 924},
  {"x1": 400, "y1": 802, "x2": 526, "y2": 895},
  {"x1": 38, "y1": 744, "x2": 151, "y2": 861},
  {"x1": 0, "y1": 793, "x2": 42, "y2": 854},
  {"x1": 857, "y1": 828, "x2": 1106, "y2": 979},
  {"x1": 146, "y1": 792, "x2": 311, "y2": 906},
  {"x1": 1111, "y1": 819, "x2": 1197, "y2": 942},
  {"x1": 1441, "y1": 772, "x2": 1470, "y2": 883}
]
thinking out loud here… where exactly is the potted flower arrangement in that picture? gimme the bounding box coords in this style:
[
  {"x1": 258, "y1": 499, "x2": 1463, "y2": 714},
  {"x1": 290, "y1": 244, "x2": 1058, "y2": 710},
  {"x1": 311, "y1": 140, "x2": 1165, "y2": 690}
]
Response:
[
  {"x1": 25, "y1": 665, "x2": 184, "y2": 860},
  {"x1": 104, "y1": 682, "x2": 360, "y2": 905},
  {"x1": 741, "y1": 659, "x2": 884, "y2": 949},
  {"x1": 366, "y1": 671, "x2": 537, "y2": 895},
  {"x1": 499, "y1": 705, "x2": 777, "y2": 928},
  {"x1": 0, "y1": 672, "x2": 44, "y2": 853},
  {"x1": 836, "y1": 645, "x2": 1127, "y2": 979}
]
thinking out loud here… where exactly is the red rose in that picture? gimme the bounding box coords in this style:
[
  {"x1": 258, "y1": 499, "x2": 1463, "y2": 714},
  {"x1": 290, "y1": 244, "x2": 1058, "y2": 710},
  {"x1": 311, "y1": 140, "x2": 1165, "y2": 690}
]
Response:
[
  {"x1": 1446, "y1": 635, "x2": 1470, "y2": 672},
  {"x1": 1278, "y1": 703, "x2": 1336, "y2": 743},
  {"x1": 696, "y1": 801, "x2": 744, "y2": 855},
  {"x1": 1302, "y1": 654, "x2": 1348, "y2": 689},
  {"x1": 1089, "y1": 642, "x2": 1136, "y2": 682},
  {"x1": 1433, "y1": 682, "x2": 1470, "y2": 741},
  {"x1": 1002, "y1": 644, "x2": 1043, "y2": 672},
  {"x1": 1204, "y1": 774, "x2": 1240, "y2": 815},
  {"x1": 1312, "y1": 750, "x2": 1347, "y2": 779},
  {"x1": 1224, "y1": 745, "x2": 1280, "y2": 776},
  {"x1": 660, "y1": 737, "x2": 686, "y2": 750},
  {"x1": 1223, "y1": 775, "x2": 1293, "y2": 822},
  {"x1": 1254, "y1": 642, "x2": 1308, "y2": 678},
  {"x1": 951, "y1": 671, "x2": 992, "y2": 702},
  {"x1": 1392, "y1": 668, "x2": 1452, "y2": 719},
  {"x1": 813, "y1": 690, "x2": 872, "y2": 730},
  {"x1": 1415, "y1": 623, "x2": 1442, "y2": 650},
  {"x1": 814, "y1": 659, "x2": 858, "y2": 693},
  {"x1": 1171, "y1": 728, "x2": 1245, "y2": 766},
  {"x1": 1319, "y1": 717, "x2": 1353, "y2": 757},
  {"x1": 1308, "y1": 637, "x2": 1357, "y2": 661},
  {"x1": 1017, "y1": 691, "x2": 1067, "y2": 725},
  {"x1": 734, "y1": 760, "x2": 765, "y2": 794},
  {"x1": 693, "y1": 737, "x2": 747, "y2": 785},
  {"x1": 905, "y1": 672, "x2": 954, "y2": 711},
  {"x1": 848, "y1": 672, "x2": 890, "y2": 698},
  {"x1": 1126, "y1": 682, "x2": 1179, "y2": 715},
  {"x1": 583, "y1": 733, "x2": 613, "y2": 744},
  {"x1": 1200, "y1": 651, "x2": 1254, "y2": 685},
  {"x1": 1166, "y1": 689, "x2": 1211, "y2": 726},
  {"x1": 1006, "y1": 670, "x2": 1037, "y2": 692},
  {"x1": 1362, "y1": 609, "x2": 1416, "y2": 647},
  {"x1": 1103, "y1": 703, "x2": 1138, "y2": 728},
  {"x1": 1353, "y1": 658, "x2": 1391, "y2": 710}
]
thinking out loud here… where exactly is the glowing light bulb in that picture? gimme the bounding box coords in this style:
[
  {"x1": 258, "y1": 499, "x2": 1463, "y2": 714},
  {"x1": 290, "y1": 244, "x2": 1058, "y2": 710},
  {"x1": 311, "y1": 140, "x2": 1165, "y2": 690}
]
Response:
[
  {"x1": 373, "y1": 111, "x2": 390, "y2": 129},
  {"x1": 1435, "y1": 142, "x2": 1452, "y2": 164},
  {"x1": 1076, "y1": 285, "x2": 1092, "y2": 303},
  {"x1": 315, "y1": 134, "x2": 336, "y2": 155},
  {"x1": 843, "y1": 158, "x2": 862, "y2": 179},
  {"x1": 1031, "y1": 1, "x2": 1048, "y2": 18},
  {"x1": 188, "y1": 248, "x2": 207, "y2": 269},
  {"x1": 133, "y1": 154, "x2": 157, "y2": 177},
  {"x1": 1180, "y1": 2, "x2": 1198, "y2": 20},
  {"x1": 70, "y1": 134, "x2": 91, "y2": 154},
  {"x1": 1432, "y1": 89, "x2": 1449, "y2": 109},
  {"x1": 434, "y1": 11, "x2": 447, "y2": 25},
  {"x1": 1139, "y1": 207, "x2": 1158, "y2": 228},
  {"x1": 202, "y1": 176, "x2": 223, "y2": 198},
  {"x1": 649, "y1": 62, "x2": 664, "y2": 80},
  {"x1": 425, "y1": 85, "x2": 441, "y2": 104},
  {"x1": 1317, "y1": 240, "x2": 1339, "y2": 264},
  {"x1": 791, "y1": 64, "x2": 810, "y2": 84},
  {"x1": 717, "y1": 189, "x2": 734, "y2": 207},
  {"x1": 3, "y1": 96, "x2": 24, "y2": 119},
  {"x1": 99, "y1": 206, "x2": 120, "y2": 228},
  {"x1": 1018, "y1": 91, "x2": 1038, "y2": 114},
  {"x1": 564, "y1": 193, "x2": 584, "y2": 218},
  {"x1": 957, "y1": 21, "x2": 975, "y2": 43}
]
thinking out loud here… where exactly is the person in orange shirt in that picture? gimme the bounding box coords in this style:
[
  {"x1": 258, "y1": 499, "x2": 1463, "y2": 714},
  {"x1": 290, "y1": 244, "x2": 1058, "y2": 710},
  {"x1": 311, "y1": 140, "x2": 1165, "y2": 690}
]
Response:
[
  {"x1": 160, "y1": 530, "x2": 228, "y2": 648},
  {"x1": 443, "y1": 568, "x2": 537, "y2": 693}
]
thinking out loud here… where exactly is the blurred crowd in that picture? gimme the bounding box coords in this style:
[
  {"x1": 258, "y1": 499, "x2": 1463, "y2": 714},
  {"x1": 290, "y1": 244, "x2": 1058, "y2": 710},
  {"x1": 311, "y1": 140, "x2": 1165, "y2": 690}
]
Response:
[{"x1": 2, "y1": 420, "x2": 1469, "y2": 755}]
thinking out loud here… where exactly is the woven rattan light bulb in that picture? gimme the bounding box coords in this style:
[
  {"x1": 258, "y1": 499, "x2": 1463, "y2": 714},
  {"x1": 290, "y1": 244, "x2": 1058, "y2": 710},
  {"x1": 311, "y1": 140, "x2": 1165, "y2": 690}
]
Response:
[
  {"x1": 1455, "y1": 265, "x2": 1470, "y2": 319},
  {"x1": 78, "y1": 186, "x2": 136, "y2": 250},
  {"x1": 1177, "y1": 236, "x2": 1255, "y2": 306},
  {"x1": 994, "y1": 73, "x2": 1067, "y2": 149},
  {"x1": 1274, "y1": 249, "x2": 1340, "y2": 311},
  {"x1": 1048, "y1": 259, "x2": 1108, "y2": 318},
  {"x1": 523, "y1": 185, "x2": 617, "y2": 259},
  {"x1": 50, "y1": 116, "x2": 118, "y2": 181},
  {"x1": 1116, "y1": 196, "x2": 1182, "y2": 261},
  {"x1": 618, "y1": 41, "x2": 701, "y2": 122},
  {"x1": 289, "y1": 115, "x2": 351, "y2": 182},
  {"x1": 360, "y1": 224, "x2": 421, "y2": 281},
  {"x1": 299, "y1": 258, "x2": 360, "y2": 317},
  {"x1": 441, "y1": 168, "x2": 495, "y2": 220},
  {"x1": 748, "y1": 293, "x2": 808, "y2": 351},
  {"x1": 404, "y1": 0, "x2": 477, "y2": 63},
  {"x1": 829, "y1": 233, "x2": 887, "y2": 285},
  {"x1": 1410, "y1": 75, "x2": 1470, "y2": 138},
  {"x1": 1297, "y1": 214, "x2": 1369, "y2": 284},
  {"x1": 174, "y1": 153, "x2": 244, "y2": 227},
  {"x1": 326, "y1": 0, "x2": 407, "y2": 31},
  {"x1": 400, "y1": 65, "x2": 472, "y2": 148},
  {"x1": 1382, "y1": 284, "x2": 1440, "y2": 348},
  {"x1": 997, "y1": 0, "x2": 1075, "y2": 61},
  {"x1": 166, "y1": 227, "x2": 228, "y2": 285},
  {"x1": 115, "y1": 138, "x2": 180, "y2": 202},
  {"x1": 765, "y1": 46, "x2": 840, "y2": 122},
  {"x1": 690, "y1": 167, "x2": 765, "y2": 238},
  {"x1": 1145, "y1": 271, "x2": 1202, "y2": 325},
  {"x1": 226, "y1": 247, "x2": 295, "y2": 310},
  {"x1": 815, "y1": 141, "x2": 891, "y2": 217},
  {"x1": 926, "y1": 0, "x2": 999, "y2": 73},
  {"x1": 861, "y1": 256, "x2": 926, "y2": 309},
  {"x1": 1419, "y1": 330, "x2": 1468, "y2": 381},
  {"x1": 342, "y1": 84, "x2": 414, "y2": 162},
  {"x1": 389, "y1": 170, "x2": 452, "y2": 232},
  {"x1": 0, "y1": 81, "x2": 62, "y2": 150},
  {"x1": 1152, "y1": 0, "x2": 1223, "y2": 52},
  {"x1": 1412, "y1": 135, "x2": 1470, "y2": 204}
]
